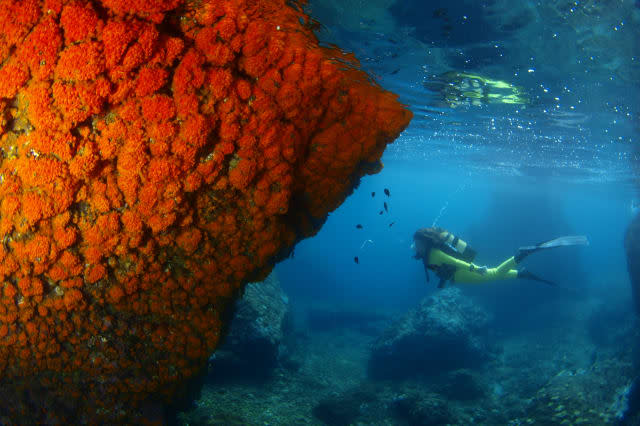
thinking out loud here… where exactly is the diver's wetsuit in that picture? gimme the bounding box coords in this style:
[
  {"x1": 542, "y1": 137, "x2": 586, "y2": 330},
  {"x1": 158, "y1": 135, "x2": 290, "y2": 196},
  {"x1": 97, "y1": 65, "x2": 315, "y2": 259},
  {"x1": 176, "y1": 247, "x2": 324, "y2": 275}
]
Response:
[
  {"x1": 428, "y1": 249, "x2": 518, "y2": 284},
  {"x1": 414, "y1": 227, "x2": 586, "y2": 287}
]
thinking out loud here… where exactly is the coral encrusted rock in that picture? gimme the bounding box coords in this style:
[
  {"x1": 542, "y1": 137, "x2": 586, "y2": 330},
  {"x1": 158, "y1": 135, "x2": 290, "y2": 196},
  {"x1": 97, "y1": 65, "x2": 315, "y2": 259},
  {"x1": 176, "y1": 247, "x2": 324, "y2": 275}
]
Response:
[
  {"x1": 0, "y1": 0, "x2": 412, "y2": 422},
  {"x1": 369, "y1": 287, "x2": 490, "y2": 380}
]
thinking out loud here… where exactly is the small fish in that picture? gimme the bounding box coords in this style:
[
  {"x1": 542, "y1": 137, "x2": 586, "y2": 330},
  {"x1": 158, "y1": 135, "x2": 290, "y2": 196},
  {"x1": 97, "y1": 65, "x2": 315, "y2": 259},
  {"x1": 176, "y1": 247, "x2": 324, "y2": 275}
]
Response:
[
  {"x1": 379, "y1": 210, "x2": 383, "y2": 215},
  {"x1": 389, "y1": 222, "x2": 395, "y2": 227},
  {"x1": 383, "y1": 202, "x2": 388, "y2": 212},
  {"x1": 390, "y1": 69, "x2": 400, "y2": 75},
  {"x1": 354, "y1": 256, "x2": 359, "y2": 264},
  {"x1": 356, "y1": 224, "x2": 363, "y2": 229},
  {"x1": 371, "y1": 192, "x2": 375, "y2": 198},
  {"x1": 384, "y1": 188, "x2": 390, "y2": 197}
]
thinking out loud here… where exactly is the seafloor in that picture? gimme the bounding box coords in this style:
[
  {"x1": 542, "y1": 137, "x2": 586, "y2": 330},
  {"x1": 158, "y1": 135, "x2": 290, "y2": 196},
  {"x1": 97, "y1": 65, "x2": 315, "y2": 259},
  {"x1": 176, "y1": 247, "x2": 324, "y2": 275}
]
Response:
[{"x1": 177, "y1": 295, "x2": 637, "y2": 426}]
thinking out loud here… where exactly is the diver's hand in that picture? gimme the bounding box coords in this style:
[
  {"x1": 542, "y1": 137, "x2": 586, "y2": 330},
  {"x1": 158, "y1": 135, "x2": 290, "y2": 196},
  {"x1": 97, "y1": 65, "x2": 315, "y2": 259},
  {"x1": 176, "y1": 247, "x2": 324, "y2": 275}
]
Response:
[{"x1": 470, "y1": 264, "x2": 488, "y2": 275}]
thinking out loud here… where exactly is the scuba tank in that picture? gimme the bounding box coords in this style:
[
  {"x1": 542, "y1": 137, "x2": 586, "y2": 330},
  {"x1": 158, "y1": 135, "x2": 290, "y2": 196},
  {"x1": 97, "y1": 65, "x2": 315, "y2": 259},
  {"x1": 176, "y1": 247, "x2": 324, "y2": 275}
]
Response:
[{"x1": 438, "y1": 230, "x2": 477, "y2": 262}]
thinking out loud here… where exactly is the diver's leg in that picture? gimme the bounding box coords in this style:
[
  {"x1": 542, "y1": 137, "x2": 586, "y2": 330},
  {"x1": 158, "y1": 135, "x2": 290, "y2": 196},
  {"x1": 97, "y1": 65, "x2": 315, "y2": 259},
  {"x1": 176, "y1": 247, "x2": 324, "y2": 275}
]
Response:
[
  {"x1": 517, "y1": 269, "x2": 556, "y2": 286},
  {"x1": 495, "y1": 256, "x2": 517, "y2": 275},
  {"x1": 455, "y1": 259, "x2": 517, "y2": 283}
]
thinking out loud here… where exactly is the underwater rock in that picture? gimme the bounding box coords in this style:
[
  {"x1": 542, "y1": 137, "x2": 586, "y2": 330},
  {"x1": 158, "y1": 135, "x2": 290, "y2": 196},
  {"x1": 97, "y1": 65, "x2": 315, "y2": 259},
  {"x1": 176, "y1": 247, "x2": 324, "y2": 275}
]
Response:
[
  {"x1": 312, "y1": 384, "x2": 379, "y2": 426},
  {"x1": 625, "y1": 212, "x2": 640, "y2": 315},
  {"x1": 436, "y1": 369, "x2": 486, "y2": 401},
  {"x1": 368, "y1": 287, "x2": 491, "y2": 379},
  {"x1": 208, "y1": 274, "x2": 291, "y2": 379},
  {"x1": 619, "y1": 376, "x2": 640, "y2": 426},
  {"x1": 390, "y1": 389, "x2": 452, "y2": 426},
  {"x1": 523, "y1": 359, "x2": 635, "y2": 425}
]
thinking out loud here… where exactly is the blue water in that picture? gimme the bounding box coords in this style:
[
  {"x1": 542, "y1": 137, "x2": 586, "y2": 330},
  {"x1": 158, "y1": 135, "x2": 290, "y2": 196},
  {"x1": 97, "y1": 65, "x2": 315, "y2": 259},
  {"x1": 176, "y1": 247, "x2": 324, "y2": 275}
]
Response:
[
  {"x1": 278, "y1": 163, "x2": 633, "y2": 321},
  {"x1": 278, "y1": 0, "x2": 639, "y2": 325}
]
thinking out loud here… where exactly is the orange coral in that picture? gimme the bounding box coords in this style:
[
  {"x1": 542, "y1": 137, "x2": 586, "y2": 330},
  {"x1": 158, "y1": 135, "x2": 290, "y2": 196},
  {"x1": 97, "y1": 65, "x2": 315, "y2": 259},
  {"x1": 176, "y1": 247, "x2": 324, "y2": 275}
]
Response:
[
  {"x1": 0, "y1": 0, "x2": 411, "y2": 422},
  {"x1": 59, "y1": 1, "x2": 99, "y2": 44}
]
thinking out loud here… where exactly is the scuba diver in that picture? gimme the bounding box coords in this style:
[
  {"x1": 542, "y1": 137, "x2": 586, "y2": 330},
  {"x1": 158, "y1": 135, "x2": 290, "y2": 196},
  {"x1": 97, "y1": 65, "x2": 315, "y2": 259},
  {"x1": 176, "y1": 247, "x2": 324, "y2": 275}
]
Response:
[{"x1": 412, "y1": 227, "x2": 588, "y2": 288}]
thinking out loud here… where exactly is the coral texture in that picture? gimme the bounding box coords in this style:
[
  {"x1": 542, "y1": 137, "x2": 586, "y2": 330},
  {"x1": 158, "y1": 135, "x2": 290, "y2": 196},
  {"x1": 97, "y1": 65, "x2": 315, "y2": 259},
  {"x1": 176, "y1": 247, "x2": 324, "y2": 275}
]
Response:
[{"x1": 0, "y1": 0, "x2": 411, "y2": 421}]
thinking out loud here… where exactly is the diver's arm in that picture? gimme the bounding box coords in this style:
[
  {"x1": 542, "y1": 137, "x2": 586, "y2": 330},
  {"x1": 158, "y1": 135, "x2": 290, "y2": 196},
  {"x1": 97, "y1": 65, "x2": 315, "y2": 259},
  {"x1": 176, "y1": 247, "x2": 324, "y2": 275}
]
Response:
[
  {"x1": 429, "y1": 249, "x2": 473, "y2": 271},
  {"x1": 429, "y1": 249, "x2": 491, "y2": 283},
  {"x1": 455, "y1": 263, "x2": 517, "y2": 283}
]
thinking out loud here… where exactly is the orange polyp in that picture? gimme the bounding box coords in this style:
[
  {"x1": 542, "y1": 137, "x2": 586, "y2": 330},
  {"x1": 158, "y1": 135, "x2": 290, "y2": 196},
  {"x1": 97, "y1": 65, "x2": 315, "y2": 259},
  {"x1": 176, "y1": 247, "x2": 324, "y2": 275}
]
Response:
[
  {"x1": 140, "y1": 94, "x2": 175, "y2": 123},
  {"x1": 85, "y1": 264, "x2": 106, "y2": 284},
  {"x1": 55, "y1": 41, "x2": 105, "y2": 81},
  {"x1": 59, "y1": 1, "x2": 99, "y2": 44},
  {"x1": 4, "y1": 283, "x2": 17, "y2": 299},
  {"x1": 134, "y1": 66, "x2": 168, "y2": 97},
  {"x1": 100, "y1": 0, "x2": 183, "y2": 17},
  {"x1": 0, "y1": 61, "x2": 29, "y2": 99},
  {"x1": 16, "y1": 16, "x2": 62, "y2": 81},
  {"x1": 62, "y1": 288, "x2": 82, "y2": 310},
  {"x1": 0, "y1": 0, "x2": 411, "y2": 422}
]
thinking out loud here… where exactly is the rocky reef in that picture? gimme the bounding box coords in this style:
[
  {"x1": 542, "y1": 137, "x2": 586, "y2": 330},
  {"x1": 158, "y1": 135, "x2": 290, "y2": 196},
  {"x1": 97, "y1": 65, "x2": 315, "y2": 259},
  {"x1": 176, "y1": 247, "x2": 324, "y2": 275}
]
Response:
[
  {"x1": 0, "y1": 0, "x2": 411, "y2": 422},
  {"x1": 522, "y1": 359, "x2": 635, "y2": 425},
  {"x1": 175, "y1": 282, "x2": 638, "y2": 425},
  {"x1": 368, "y1": 287, "x2": 491, "y2": 379}
]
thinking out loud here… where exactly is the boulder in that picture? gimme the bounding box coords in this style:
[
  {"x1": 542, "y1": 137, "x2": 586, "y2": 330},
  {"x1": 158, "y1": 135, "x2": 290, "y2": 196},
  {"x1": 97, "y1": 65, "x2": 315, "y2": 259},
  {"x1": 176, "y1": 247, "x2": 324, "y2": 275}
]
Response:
[
  {"x1": 369, "y1": 287, "x2": 490, "y2": 379},
  {"x1": 436, "y1": 369, "x2": 486, "y2": 401}
]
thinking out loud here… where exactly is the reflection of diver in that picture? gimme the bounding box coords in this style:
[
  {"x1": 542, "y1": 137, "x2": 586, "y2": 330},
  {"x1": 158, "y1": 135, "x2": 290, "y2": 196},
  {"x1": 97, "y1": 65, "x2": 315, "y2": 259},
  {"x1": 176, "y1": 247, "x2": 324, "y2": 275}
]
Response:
[
  {"x1": 424, "y1": 71, "x2": 529, "y2": 108},
  {"x1": 412, "y1": 227, "x2": 588, "y2": 288}
]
